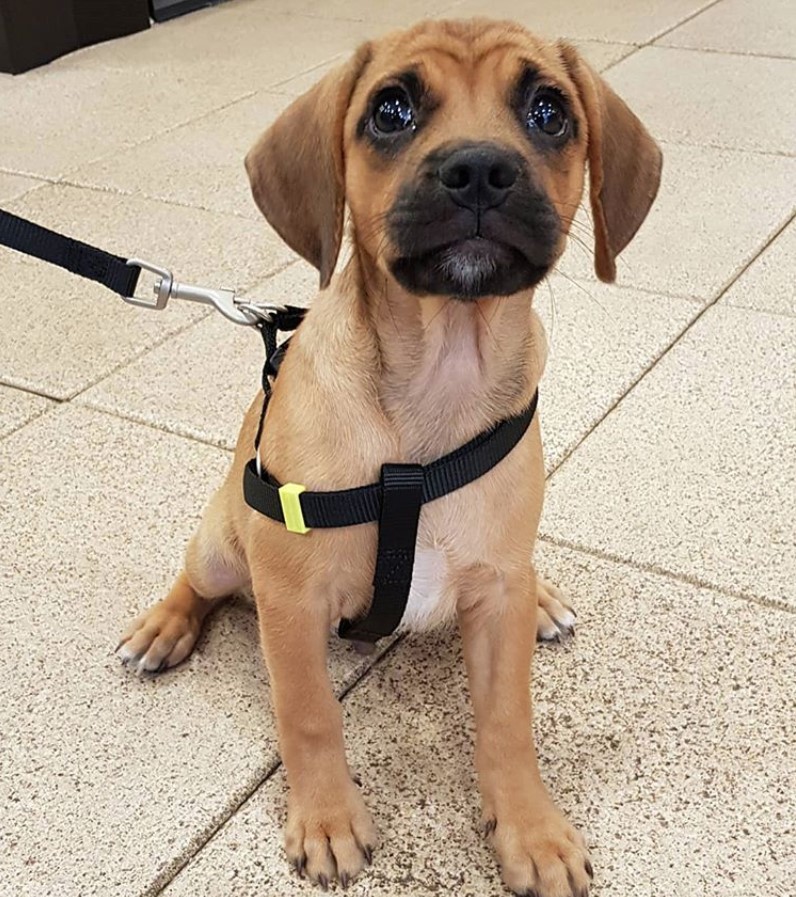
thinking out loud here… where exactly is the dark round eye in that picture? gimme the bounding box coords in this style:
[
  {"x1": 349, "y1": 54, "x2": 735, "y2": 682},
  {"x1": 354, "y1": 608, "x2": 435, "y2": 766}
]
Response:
[
  {"x1": 527, "y1": 90, "x2": 568, "y2": 138},
  {"x1": 372, "y1": 88, "x2": 416, "y2": 135}
]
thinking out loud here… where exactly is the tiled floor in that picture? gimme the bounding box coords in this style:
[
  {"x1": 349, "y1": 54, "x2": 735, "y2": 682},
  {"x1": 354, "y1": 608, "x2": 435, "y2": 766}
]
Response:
[{"x1": 0, "y1": 2, "x2": 793, "y2": 896}]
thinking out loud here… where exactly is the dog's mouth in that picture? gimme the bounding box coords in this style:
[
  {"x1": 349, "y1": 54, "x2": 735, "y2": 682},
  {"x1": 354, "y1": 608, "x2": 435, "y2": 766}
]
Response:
[
  {"x1": 390, "y1": 236, "x2": 551, "y2": 300},
  {"x1": 387, "y1": 186, "x2": 561, "y2": 300}
]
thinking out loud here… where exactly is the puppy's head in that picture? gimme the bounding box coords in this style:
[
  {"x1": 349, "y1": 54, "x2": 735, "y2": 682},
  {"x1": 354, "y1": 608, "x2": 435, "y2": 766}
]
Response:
[{"x1": 246, "y1": 19, "x2": 662, "y2": 297}]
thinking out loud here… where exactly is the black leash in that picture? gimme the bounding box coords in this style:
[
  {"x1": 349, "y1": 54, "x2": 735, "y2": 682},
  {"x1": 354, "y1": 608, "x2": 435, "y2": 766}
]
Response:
[
  {"x1": 0, "y1": 208, "x2": 142, "y2": 297},
  {"x1": 0, "y1": 206, "x2": 539, "y2": 645}
]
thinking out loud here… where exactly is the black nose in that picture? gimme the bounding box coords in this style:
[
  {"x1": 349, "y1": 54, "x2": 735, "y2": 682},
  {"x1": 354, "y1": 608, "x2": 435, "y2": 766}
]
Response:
[{"x1": 438, "y1": 144, "x2": 518, "y2": 212}]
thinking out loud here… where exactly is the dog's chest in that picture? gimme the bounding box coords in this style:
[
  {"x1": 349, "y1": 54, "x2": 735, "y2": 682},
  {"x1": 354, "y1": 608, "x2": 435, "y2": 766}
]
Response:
[{"x1": 399, "y1": 548, "x2": 451, "y2": 631}]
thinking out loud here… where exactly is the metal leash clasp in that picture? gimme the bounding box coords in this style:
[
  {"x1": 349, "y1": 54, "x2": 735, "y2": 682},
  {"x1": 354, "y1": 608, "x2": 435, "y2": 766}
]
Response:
[{"x1": 125, "y1": 258, "x2": 284, "y2": 327}]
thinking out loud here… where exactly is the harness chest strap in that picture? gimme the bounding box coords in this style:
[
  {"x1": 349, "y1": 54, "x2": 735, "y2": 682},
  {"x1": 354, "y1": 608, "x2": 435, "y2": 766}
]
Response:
[{"x1": 243, "y1": 390, "x2": 538, "y2": 643}]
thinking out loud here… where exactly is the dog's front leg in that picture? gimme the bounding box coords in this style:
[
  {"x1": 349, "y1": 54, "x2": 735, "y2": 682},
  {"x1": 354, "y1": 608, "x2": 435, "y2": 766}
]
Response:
[
  {"x1": 458, "y1": 567, "x2": 592, "y2": 897},
  {"x1": 255, "y1": 573, "x2": 376, "y2": 888}
]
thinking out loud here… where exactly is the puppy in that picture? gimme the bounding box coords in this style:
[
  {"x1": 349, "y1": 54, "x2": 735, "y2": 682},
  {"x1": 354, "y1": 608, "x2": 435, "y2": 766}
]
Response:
[{"x1": 117, "y1": 19, "x2": 661, "y2": 896}]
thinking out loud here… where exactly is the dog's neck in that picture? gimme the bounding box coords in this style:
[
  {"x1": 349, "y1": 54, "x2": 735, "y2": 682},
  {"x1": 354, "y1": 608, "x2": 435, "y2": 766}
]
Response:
[{"x1": 352, "y1": 256, "x2": 546, "y2": 463}]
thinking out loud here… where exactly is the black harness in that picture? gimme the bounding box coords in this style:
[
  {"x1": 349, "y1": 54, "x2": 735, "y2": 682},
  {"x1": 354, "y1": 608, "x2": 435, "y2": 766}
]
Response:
[{"x1": 0, "y1": 207, "x2": 538, "y2": 644}]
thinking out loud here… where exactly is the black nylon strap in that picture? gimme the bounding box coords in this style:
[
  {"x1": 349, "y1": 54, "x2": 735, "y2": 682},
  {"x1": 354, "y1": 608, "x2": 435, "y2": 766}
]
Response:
[
  {"x1": 243, "y1": 389, "x2": 538, "y2": 529},
  {"x1": 338, "y1": 464, "x2": 425, "y2": 642},
  {"x1": 0, "y1": 208, "x2": 141, "y2": 297}
]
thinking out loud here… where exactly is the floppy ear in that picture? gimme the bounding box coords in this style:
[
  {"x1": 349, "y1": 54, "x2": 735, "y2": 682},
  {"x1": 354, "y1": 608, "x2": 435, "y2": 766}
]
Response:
[
  {"x1": 558, "y1": 42, "x2": 662, "y2": 283},
  {"x1": 245, "y1": 45, "x2": 371, "y2": 288}
]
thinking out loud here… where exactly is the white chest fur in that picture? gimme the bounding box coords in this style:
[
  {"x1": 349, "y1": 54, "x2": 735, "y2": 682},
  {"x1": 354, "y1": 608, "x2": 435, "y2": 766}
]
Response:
[{"x1": 398, "y1": 548, "x2": 450, "y2": 631}]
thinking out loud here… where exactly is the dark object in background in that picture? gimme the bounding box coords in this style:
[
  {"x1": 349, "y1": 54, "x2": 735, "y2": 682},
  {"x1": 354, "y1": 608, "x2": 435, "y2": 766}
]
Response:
[
  {"x1": 150, "y1": 0, "x2": 222, "y2": 23},
  {"x1": 0, "y1": 0, "x2": 149, "y2": 74}
]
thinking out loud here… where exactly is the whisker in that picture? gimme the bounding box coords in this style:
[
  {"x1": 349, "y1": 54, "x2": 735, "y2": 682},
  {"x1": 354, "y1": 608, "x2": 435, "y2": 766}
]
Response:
[{"x1": 552, "y1": 266, "x2": 615, "y2": 323}]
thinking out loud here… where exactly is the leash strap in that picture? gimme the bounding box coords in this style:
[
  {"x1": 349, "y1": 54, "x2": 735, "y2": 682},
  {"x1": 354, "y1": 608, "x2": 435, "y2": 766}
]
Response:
[{"x1": 0, "y1": 208, "x2": 141, "y2": 297}]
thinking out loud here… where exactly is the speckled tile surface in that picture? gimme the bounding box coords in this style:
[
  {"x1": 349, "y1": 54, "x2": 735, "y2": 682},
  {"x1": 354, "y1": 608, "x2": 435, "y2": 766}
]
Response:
[
  {"x1": 70, "y1": 92, "x2": 289, "y2": 219},
  {"x1": 536, "y1": 278, "x2": 700, "y2": 471},
  {"x1": 0, "y1": 64, "x2": 253, "y2": 180},
  {"x1": 0, "y1": 404, "x2": 392, "y2": 897},
  {"x1": 446, "y1": 0, "x2": 715, "y2": 43},
  {"x1": 161, "y1": 543, "x2": 796, "y2": 897},
  {"x1": 543, "y1": 305, "x2": 796, "y2": 608},
  {"x1": 0, "y1": 173, "x2": 44, "y2": 203},
  {"x1": 721, "y1": 219, "x2": 796, "y2": 316},
  {"x1": 0, "y1": 385, "x2": 54, "y2": 439},
  {"x1": 0, "y1": 184, "x2": 294, "y2": 400},
  {"x1": 657, "y1": 0, "x2": 796, "y2": 57},
  {"x1": 606, "y1": 47, "x2": 796, "y2": 154},
  {"x1": 566, "y1": 39, "x2": 639, "y2": 72}
]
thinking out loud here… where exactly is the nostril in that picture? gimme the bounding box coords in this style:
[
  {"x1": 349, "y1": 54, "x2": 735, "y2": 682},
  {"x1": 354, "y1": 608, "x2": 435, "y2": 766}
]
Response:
[
  {"x1": 440, "y1": 162, "x2": 471, "y2": 191},
  {"x1": 488, "y1": 162, "x2": 517, "y2": 191}
]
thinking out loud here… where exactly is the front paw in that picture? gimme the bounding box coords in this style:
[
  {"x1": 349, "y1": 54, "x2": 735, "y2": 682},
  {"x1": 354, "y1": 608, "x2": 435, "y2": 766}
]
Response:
[
  {"x1": 285, "y1": 781, "x2": 377, "y2": 889},
  {"x1": 486, "y1": 799, "x2": 592, "y2": 897}
]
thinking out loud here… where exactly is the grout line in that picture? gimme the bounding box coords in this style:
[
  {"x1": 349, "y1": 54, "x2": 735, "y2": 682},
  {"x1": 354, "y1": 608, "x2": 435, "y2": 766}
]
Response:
[
  {"x1": 0, "y1": 379, "x2": 66, "y2": 402},
  {"x1": 0, "y1": 391, "x2": 62, "y2": 443},
  {"x1": 147, "y1": 635, "x2": 406, "y2": 897},
  {"x1": 547, "y1": 209, "x2": 796, "y2": 478},
  {"x1": 539, "y1": 534, "x2": 796, "y2": 616},
  {"x1": 269, "y1": 53, "x2": 347, "y2": 89},
  {"x1": 65, "y1": 309, "x2": 215, "y2": 401},
  {"x1": 654, "y1": 138, "x2": 795, "y2": 160},
  {"x1": 555, "y1": 271, "x2": 705, "y2": 303},
  {"x1": 649, "y1": 43, "x2": 796, "y2": 63},
  {"x1": 61, "y1": 88, "x2": 258, "y2": 182},
  {"x1": 56, "y1": 174, "x2": 263, "y2": 222},
  {"x1": 644, "y1": 0, "x2": 725, "y2": 45},
  {"x1": 81, "y1": 403, "x2": 236, "y2": 454},
  {"x1": 599, "y1": 45, "x2": 641, "y2": 74}
]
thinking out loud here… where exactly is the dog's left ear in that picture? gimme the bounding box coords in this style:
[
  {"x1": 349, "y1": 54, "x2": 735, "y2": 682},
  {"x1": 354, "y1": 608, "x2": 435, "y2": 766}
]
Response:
[
  {"x1": 558, "y1": 42, "x2": 662, "y2": 283},
  {"x1": 245, "y1": 45, "x2": 372, "y2": 288}
]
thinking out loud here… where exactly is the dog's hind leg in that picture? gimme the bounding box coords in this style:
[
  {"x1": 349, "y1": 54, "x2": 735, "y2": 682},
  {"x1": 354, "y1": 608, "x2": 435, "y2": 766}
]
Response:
[{"x1": 116, "y1": 487, "x2": 247, "y2": 673}]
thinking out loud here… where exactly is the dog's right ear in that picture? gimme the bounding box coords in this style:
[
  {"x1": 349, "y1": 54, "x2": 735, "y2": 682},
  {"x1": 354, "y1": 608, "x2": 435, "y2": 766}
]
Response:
[{"x1": 245, "y1": 45, "x2": 372, "y2": 289}]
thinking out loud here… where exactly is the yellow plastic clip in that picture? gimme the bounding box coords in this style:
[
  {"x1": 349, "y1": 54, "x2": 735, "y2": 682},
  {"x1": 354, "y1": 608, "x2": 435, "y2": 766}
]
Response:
[{"x1": 279, "y1": 483, "x2": 310, "y2": 534}]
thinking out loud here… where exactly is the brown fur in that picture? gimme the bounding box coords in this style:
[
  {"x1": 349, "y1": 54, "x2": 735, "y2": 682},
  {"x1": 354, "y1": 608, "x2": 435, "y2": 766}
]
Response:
[{"x1": 117, "y1": 19, "x2": 661, "y2": 896}]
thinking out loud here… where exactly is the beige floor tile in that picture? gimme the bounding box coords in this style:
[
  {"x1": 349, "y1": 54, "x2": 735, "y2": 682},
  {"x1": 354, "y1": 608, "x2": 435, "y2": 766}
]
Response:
[
  {"x1": 161, "y1": 544, "x2": 796, "y2": 897},
  {"x1": 657, "y1": 0, "x2": 796, "y2": 58},
  {"x1": 543, "y1": 305, "x2": 796, "y2": 608},
  {"x1": 0, "y1": 404, "x2": 392, "y2": 897},
  {"x1": 0, "y1": 385, "x2": 53, "y2": 439},
  {"x1": 0, "y1": 65, "x2": 253, "y2": 180},
  {"x1": 78, "y1": 267, "x2": 697, "y2": 468},
  {"x1": 606, "y1": 47, "x2": 796, "y2": 155},
  {"x1": 56, "y1": 6, "x2": 379, "y2": 99},
  {"x1": 721, "y1": 219, "x2": 796, "y2": 316},
  {"x1": 445, "y1": 0, "x2": 714, "y2": 43},
  {"x1": 558, "y1": 143, "x2": 796, "y2": 300},
  {"x1": 567, "y1": 39, "x2": 638, "y2": 72},
  {"x1": 0, "y1": 173, "x2": 45, "y2": 203},
  {"x1": 71, "y1": 92, "x2": 289, "y2": 219},
  {"x1": 272, "y1": 57, "x2": 347, "y2": 96},
  {"x1": 237, "y1": 0, "x2": 462, "y2": 24},
  {"x1": 537, "y1": 278, "x2": 699, "y2": 470},
  {"x1": 78, "y1": 263, "x2": 318, "y2": 448},
  {"x1": 0, "y1": 184, "x2": 294, "y2": 399}
]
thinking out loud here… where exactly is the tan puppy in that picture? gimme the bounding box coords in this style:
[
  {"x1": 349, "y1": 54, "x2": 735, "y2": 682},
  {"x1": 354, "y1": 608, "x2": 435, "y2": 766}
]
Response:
[{"x1": 118, "y1": 19, "x2": 660, "y2": 896}]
